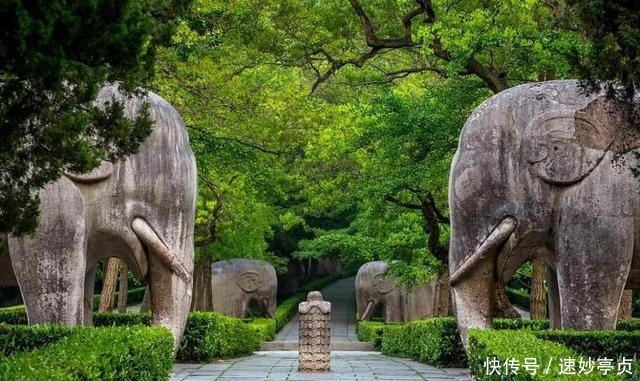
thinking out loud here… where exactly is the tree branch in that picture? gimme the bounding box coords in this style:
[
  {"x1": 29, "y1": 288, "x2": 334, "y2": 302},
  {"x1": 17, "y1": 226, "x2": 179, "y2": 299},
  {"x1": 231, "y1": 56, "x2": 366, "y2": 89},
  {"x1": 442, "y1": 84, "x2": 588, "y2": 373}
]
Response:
[{"x1": 187, "y1": 124, "x2": 286, "y2": 156}]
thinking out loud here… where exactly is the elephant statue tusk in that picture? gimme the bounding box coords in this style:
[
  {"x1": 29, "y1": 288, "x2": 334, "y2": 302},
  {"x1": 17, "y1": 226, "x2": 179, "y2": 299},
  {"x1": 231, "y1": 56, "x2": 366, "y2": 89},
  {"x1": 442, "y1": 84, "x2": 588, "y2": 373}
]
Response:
[
  {"x1": 262, "y1": 298, "x2": 273, "y2": 318},
  {"x1": 360, "y1": 300, "x2": 375, "y2": 321},
  {"x1": 131, "y1": 218, "x2": 192, "y2": 284},
  {"x1": 449, "y1": 216, "x2": 517, "y2": 287}
]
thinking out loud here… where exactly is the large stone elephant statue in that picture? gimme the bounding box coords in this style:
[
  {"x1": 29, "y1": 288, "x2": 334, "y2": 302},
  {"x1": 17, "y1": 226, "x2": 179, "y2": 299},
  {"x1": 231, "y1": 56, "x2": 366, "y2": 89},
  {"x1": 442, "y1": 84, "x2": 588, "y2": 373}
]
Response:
[
  {"x1": 6, "y1": 85, "x2": 197, "y2": 346},
  {"x1": 355, "y1": 261, "x2": 443, "y2": 322},
  {"x1": 449, "y1": 80, "x2": 640, "y2": 345},
  {"x1": 211, "y1": 259, "x2": 277, "y2": 318}
]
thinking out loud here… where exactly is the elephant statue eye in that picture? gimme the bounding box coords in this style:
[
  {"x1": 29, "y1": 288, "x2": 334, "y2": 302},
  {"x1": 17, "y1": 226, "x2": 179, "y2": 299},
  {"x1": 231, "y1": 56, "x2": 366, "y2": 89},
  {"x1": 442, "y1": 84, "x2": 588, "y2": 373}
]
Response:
[
  {"x1": 373, "y1": 273, "x2": 396, "y2": 294},
  {"x1": 523, "y1": 110, "x2": 611, "y2": 185},
  {"x1": 237, "y1": 271, "x2": 263, "y2": 292}
]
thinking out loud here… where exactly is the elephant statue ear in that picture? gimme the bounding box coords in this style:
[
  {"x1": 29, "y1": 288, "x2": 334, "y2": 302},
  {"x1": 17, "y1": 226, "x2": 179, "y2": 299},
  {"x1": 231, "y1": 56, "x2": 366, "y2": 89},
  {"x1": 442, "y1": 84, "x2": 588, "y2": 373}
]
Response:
[
  {"x1": 237, "y1": 271, "x2": 263, "y2": 293},
  {"x1": 373, "y1": 273, "x2": 396, "y2": 294},
  {"x1": 64, "y1": 161, "x2": 113, "y2": 184},
  {"x1": 522, "y1": 110, "x2": 612, "y2": 185}
]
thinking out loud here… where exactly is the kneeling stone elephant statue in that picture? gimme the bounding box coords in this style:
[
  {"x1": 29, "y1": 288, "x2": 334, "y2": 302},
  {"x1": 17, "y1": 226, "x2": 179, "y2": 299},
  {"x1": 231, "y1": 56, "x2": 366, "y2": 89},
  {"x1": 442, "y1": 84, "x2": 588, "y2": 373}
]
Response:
[
  {"x1": 7, "y1": 85, "x2": 197, "y2": 346},
  {"x1": 356, "y1": 261, "x2": 444, "y2": 322},
  {"x1": 449, "y1": 80, "x2": 640, "y2": 345},
  {"x1": 211, "y1": 259, "x2": 277, "y2": 318}
]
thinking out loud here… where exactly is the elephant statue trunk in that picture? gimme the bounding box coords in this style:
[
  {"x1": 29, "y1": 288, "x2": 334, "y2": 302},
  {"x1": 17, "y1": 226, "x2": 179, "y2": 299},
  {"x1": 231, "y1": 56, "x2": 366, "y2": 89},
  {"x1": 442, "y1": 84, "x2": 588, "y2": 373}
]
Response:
[{"x1": 449, "y1": 80, "x2": 640, "y2": 347}]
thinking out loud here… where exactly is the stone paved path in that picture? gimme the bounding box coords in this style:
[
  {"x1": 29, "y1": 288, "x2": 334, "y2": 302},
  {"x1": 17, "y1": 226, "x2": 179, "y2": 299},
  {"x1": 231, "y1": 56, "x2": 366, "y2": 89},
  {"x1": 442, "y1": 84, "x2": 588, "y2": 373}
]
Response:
[
  {"x1": 172, "y1": 277, "x2": 471, "y2": 380},
  {"x1": 276, "y1": 277, "x2": 358, "y2": 343},
  {"x1": 171, "y1": 351, "x2": 471, "y2": 381}
]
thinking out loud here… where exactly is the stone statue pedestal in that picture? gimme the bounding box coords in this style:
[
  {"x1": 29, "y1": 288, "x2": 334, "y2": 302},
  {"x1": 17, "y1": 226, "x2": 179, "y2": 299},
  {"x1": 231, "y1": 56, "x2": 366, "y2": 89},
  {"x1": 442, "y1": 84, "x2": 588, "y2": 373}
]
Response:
[{"x1": 298, "y1": 291, "x2": 331, "y2": 372}]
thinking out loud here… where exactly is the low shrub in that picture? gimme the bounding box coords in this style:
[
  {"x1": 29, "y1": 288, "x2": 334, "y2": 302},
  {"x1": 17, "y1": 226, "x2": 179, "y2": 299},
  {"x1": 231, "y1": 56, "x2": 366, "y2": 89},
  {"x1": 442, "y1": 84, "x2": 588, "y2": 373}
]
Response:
[
  {"x1": 468, "y1": 329, "x2": 625, "y2": 381},
  {"x1": 176, "y1": 312, "x2": 260, "y2": 362},
  {"x1": 617, "y1": 318, "x2": 640, "y2": 332},
  {"x1": 0, "y1": 324, "x2": 76, "y2": 358},
  {"x1": 0, "y1": 309, "x2": 27, "y2": 325},
  {"x1": 0, "y1": 326, "x2": 173, "y2": 381},
  {"x1": 506, "y1": 287, "x2": 531, "y2": 309},
  {"x1": 356, "y1": 321, "x2": 386, "y2": 349},
  {"x1": 381, "y1": 317, "x2": 466, "y2": 368},
  {"x1": 533, "y1": 330, "x2": 640, "y2": 359},
  {"x1": 493, "y1": 318, "x2": 550, "y2": 330},
  {"x1": 246, "y1": 318, "x2": 276, "y2": 342},
  {"x1": 93, "y1": 311, "x2": 152, "y2": 326},
  {"x1": 274, "y1": 292, "x2": 306, "y2": 332}
]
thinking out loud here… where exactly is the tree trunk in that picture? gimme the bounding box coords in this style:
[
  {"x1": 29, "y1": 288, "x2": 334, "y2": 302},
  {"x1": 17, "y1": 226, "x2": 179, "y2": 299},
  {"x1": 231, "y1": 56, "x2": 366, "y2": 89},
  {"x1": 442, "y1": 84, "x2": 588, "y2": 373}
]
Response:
[
  {"x1": 117, "y1": 262, "x2": 128, "y2": 313},
  {"x1": 190, "y1": 255, "x2": 213, "y2": 311},
  {"x1": 618, "y1": 290, "x2": 633, "y2": 320},
  {"x1": 140, "y1": 286, "x2": 151, "y2": 313},
  {"x1": 530, "y1": 258, "x2": 547, "y2": 320},
  {"x1": 435, "y1": 269, "x2": 452, "y2": 316},
  {"x1": 493, "y1": 282, "x2": 520, "y2": 318},
  {"x1": 99, "y1": 258, "x2": 121, "y2": 312}
]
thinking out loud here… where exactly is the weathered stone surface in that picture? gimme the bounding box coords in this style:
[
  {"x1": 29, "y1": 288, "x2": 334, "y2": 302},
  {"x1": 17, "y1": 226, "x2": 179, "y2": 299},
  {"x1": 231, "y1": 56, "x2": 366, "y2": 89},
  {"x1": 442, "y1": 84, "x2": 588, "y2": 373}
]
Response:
[
  {"x1": 211, "y1": 258, "x2": 277, "y2": 318},
  {"x1": 7, "y1": 84, "x2": 197, "y2": 348},
  {"x1": 448, "y1": 80, "x2": 640, "y2": 346},
  {"x1": 298, "y1": 291, "x2": 331, "y2": 372},
  {"x1": 355, "y1": 261, "x2": 441, "y2": 322}
]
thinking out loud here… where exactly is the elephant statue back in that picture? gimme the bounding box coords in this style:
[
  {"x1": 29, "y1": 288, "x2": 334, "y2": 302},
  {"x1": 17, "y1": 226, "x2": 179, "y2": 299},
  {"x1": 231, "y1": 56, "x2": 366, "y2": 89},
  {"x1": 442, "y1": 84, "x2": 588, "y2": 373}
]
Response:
[{"x1": 211, "y1": 258, "x2": 277, "y2": 318}]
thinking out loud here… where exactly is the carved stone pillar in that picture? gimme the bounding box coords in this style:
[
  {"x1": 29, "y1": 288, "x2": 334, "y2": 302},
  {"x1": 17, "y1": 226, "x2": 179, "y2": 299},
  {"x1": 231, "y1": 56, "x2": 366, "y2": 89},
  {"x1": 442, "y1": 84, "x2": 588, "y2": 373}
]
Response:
[{"x1": 298, "y1": 291, "x2": 331, "y2": 372}]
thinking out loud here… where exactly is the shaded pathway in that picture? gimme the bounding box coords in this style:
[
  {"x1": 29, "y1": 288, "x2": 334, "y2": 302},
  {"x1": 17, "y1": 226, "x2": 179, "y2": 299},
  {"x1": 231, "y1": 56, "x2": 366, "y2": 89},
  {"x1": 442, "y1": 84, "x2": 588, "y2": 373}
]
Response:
[
  {"x1": 275, "y1": 276, "x2": 358, "y2": 343},
  {"x1": 171, "y1": 351, "x2": 470, "y2": 381}
]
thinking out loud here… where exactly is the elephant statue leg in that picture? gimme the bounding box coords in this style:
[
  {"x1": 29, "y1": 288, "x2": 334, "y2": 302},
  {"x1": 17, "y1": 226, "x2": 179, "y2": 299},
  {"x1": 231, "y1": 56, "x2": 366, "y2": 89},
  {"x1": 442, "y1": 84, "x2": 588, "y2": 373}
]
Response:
[
  {"x1": 84, "y1": 265, "x2": 97, "y2": 325},
  {"x1": 8, "y1": 177, "x2": 87, "y2": 325},
  {"x1": 132, "y1": 217, "x2": 193, "y2": 347},
  {"x1": 555, "y1": 210, "x2": 634, "y2": 330}
]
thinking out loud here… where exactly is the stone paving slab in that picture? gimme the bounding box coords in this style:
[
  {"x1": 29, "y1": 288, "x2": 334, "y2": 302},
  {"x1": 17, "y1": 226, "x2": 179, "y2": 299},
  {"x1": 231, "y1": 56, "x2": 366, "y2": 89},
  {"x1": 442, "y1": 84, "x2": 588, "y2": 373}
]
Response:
[{"x1": 171, "y1": 351, "x2": 471, "y2": 381}]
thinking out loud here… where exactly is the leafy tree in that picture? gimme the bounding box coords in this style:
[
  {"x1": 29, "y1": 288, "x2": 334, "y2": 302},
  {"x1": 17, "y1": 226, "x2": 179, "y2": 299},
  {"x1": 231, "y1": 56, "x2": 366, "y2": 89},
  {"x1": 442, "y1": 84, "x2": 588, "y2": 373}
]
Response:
[
  {"x1": 566, "y1": 0, "x2": 640, "y2": 100},
  {"x1": 0, "y1": 0, "x2": 191, "y2": 235}
]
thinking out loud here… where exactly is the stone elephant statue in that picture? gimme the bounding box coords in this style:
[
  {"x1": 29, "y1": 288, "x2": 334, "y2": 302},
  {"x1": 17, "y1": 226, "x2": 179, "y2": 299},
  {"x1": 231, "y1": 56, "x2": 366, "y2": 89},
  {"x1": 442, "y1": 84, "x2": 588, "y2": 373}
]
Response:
[
  {"x1": 211, "y1": 259, "x2": 277, "y2": 318},
  {"x1": 449, "y1": 80, "x2": 640, "y2": 345},
  {"x1": 355, "y1": 261, "x2": 442, "y2": 322},
  {"x1": 6, "y1": 85, "x2": 197, "y2": 347}
]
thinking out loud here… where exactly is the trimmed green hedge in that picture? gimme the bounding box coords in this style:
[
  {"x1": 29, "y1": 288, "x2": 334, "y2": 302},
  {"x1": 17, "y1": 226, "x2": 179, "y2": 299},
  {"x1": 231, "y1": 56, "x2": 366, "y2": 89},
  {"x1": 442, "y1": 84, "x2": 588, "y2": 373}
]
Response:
[
  {"x1": 0, "y1": 324, "x2": 76, "y2": 359},
  {"x1": 506, "y1": 287, "x2": 531, "y2": 309},
  {"x1": 0, "y1": 326, "x2": 173, "y2": 381},
  {"x1": 533, "y1": 330, "x2": 640, "y2": 359},
  {"x1": 94, "y1": 311, "x2": 265, "y2": 361},
  {"x1": 468, "y1": 329, "x2": 625, "y2": 381},
  {"x1": 368, "y1": 316, "x2": 640, "y2": 373},
  {"x1": 493, "y1": 318, "x2": 550, "y2": 330},
  {"x1": 246, "y1": 318, "x2": 276, "y2": 342},
  {"x1": 93, "y1": 311, "x2": 152, "y2": 326},
  {"x1": 274, "y1": 292, "x2": 306, "y2": 332},
  {"x1": 0, "y1": 308, "x2": 26, "y2": 325},
  {"x1": 357, "y1": 321, "x2": 386, "y2": 348},
  {"x1": 381, "y1": 317, "x2": 467, "y2": 368},
  {"x1": 617, "y1": 318, "x2": 640, "y2": 332},
  {"x1": 176, "y1": 312, "x2": 261, "y2": 362}
]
